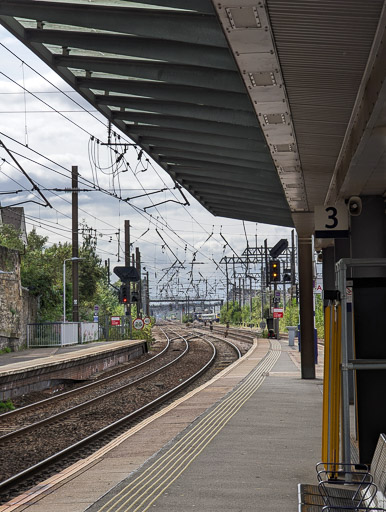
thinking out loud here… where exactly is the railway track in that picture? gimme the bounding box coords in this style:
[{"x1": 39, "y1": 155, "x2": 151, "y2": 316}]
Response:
[
  {"x1": 0, "y1": 330, "x2": 170, "y2": 433},
  {"x1": 194, "y1": 324, "x2": 256, "y2": 345},
  {"x1": 0, "y1": 327, "x2": 241, "y2": 503}
]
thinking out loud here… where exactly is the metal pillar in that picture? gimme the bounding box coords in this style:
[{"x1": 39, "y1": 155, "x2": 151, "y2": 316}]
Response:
[
  {"x1": 135, "y1": 247, "x2": 141, "y2": 317},
  {"x1": 351, "y1": 196, "x2": 386, "y2": 277},
  {"x1": 348, "y1": 196, "x2": 386, "y2": 463},
  {"x1": 71, "y1": 166, "x2": 79, "y2": 322},
  {"x1": 125, "y1": 220, "x2": 132, "y2": 336},
  {"x1": 337, "y1": 258, "x2": 386, "y2": 465},
  {"x1": 322, "y1": 246, "x2": 335, "y2": 308},
  {"x1": 298, "y1": 236, "x2": 315, "y2": 379}
]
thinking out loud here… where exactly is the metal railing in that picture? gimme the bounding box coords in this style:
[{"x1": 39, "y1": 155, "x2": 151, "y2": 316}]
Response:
[{"x1": 27, "y1": 322, "x2": 98, "y2": 348}]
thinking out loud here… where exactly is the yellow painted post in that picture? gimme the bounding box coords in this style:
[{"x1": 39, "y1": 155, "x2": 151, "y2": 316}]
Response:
[
  {"x1": 330, "y1": 304, "x2": 342, "y2": 473},
  {"x1": 322, "y1": 304, "x2": 342, "y2": 476},
  {"x1": 322, "y1": 305, "x2": 331, "y2": 463}
]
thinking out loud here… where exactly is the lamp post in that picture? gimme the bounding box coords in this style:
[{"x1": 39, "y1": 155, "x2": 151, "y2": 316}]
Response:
[{"x1": 63, "y1": 257, "x2": 83, "y2": 322}]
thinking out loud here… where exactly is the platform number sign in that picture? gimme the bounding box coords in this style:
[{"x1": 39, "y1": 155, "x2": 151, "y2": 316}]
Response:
[
  {"x1": 133, "y1": 318, "x2": 144, "y2": 330},
  {"x1": 314, "y1": 203, "x2": 348, "y2": 239}
]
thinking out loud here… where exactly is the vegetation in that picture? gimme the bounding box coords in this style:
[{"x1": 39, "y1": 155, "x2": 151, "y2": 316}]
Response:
[
  {"x1": 1, "y1": 224, "x2": 125, "y2": 322},
  {"x1": 220, "y1": 294, "x2": 325, "y2": 339},
  {"x1": 182, "y1": 313, "x2": 193, "y2": 323},
  {"x1": 0, "y1": 223, "x2": 25, "y2": 252},
  {"x1": 0, "y1": 399, "x2": 15, "y2": 413},
  {"x1": 220, "y1": 297, "x2": 262, "y2": 325},
  {"x1": 279, "y1": 298, "x2": 299, "y2": 331}
]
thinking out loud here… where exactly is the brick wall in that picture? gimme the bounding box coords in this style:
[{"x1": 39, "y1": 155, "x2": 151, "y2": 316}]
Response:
[{"x1": 0, "y1": 245, "x2": 37, "y2": 350}]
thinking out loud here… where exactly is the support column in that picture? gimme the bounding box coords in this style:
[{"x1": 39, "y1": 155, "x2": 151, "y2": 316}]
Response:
[
  {"x1": 322, "y1": 246, "x2": 335, "y2": 308},
  {"x1": 72, "y1": 166, "x2": 79, "y2": 322},
  {"x1": 349, "y1": 196, "x2": 386, "y2": 463},
  {"x1": 334, "y1": 237, "x2": 354, "y2": 404},
  {"x1": 298, "y1": 236, "x2": 315, "y2": 379}
]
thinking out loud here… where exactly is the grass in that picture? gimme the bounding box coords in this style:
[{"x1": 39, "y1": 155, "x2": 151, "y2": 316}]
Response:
[{"x1": 0, "y1": 399, "x2": 15, "y2": 413}]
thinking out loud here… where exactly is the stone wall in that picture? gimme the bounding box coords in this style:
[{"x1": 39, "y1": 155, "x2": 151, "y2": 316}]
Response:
[{"x1": 0, "y1": 246, "x2": 37, "y2": 351}]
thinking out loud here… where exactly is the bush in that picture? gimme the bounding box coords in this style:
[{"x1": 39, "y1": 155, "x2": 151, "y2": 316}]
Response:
[{"x1": 0, "y1": 399, "x2": 15, "y2": 413}]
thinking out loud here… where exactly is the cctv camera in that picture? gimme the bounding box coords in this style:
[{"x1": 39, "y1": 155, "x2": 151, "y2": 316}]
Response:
[{"x1": 348, "y1": 196, "x2": 362, "y2": 216}]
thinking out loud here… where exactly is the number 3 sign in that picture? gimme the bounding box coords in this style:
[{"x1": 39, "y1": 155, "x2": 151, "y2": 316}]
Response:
[{"x1": 315, "y1": 203, "x2": 349, "y2": 238}]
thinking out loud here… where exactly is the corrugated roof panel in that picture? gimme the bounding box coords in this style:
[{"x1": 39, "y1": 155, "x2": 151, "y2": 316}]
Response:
[{"x1": 267, "y1": 0, "x2": 384, "y2": 207}]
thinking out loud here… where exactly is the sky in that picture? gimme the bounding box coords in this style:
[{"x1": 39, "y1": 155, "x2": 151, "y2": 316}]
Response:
[{"x1": 0, "y1": 25, "x2": 294, "y2": 301}]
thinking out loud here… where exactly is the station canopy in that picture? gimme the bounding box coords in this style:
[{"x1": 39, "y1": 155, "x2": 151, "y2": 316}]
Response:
[{"x1": 0, "y1": 0, "x2": 385, "y2": 233}]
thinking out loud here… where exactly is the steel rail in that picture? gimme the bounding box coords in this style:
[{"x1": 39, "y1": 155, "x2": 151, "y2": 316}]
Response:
[
  {"x1": 194, "y1": 324, "x2": 255, "y2": 343},
  {"x1": 0, "y1": 330, "x2": 189, "y2": 442},
  {"x1": 192, "y1": 330, "x2": 242, "y2": 359},
  {"x1": 0, "y1": 331, "x2": 216, "y2": 495},
  {"x1": 0, "y1": 330, "x2": 170, "y2": 423}
]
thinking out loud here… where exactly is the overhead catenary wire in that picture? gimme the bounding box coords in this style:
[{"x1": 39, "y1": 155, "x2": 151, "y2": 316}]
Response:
[
  {"x1": 0, "y1": 43, "x2": 272, "y2": 295},
  {"x1": 0, "y1": 50, "x2": 250, "y2": 270}
]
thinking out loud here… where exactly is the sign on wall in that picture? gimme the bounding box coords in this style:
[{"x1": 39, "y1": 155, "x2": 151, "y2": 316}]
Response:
[{"x1": 314, "y1": 203, "x2": 349, "y2": 238}]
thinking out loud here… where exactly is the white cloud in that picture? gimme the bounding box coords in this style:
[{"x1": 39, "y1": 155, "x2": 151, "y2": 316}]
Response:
[{"x1": 0, "y1": 26, "x2": 295, "y2": 301}]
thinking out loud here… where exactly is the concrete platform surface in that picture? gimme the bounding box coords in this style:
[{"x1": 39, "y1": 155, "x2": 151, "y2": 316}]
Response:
[
  {"x1": 0, "y1": 340, "x2": 144, "y2": 374},
  {"x1": 0, "y1": 338, "x2": 324, "y2": 512}
]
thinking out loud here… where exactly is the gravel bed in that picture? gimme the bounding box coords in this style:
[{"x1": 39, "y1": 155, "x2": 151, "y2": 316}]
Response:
[
  {"x1": 0, "y1": 327, "x2": 252, "y2": 503},
  {"x1": 0, "y1": 337, "x2": 179, "y2": 431},
  {"x1": 8, "y1": 335, "x2": 167, "y2": 410},
  {"x1": 0, "y1": 337, "x2": 213, "y2": 482}
]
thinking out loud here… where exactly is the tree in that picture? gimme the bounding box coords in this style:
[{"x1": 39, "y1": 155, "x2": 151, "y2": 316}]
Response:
[
  {"x1": 20, "y1": 228, "x2": 119, "y2": 322},
  {"x1": 314, "y1": 294, "x2": 325, "y2": 339},
  {"x1": 219, "y1": 301, "x2": 242, "y2": 325},
  {"x1": 21, "y1": 229, "x2": 61, "y2": 321},
  {"x1": 0, "y1": 224, "x2": 24, "y2": 252},
  {"x1": 279, "y1": 298, "x2": 299, "y2": 331}
]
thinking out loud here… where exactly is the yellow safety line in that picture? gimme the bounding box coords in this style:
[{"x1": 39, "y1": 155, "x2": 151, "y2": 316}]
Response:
[
  {"x1": 103, "y1": 348, "x2": 279, "y2": 512},
  {"x1": 106, "y1": 356, "x2": 277, "y2": 512},
  {"x1": 98, "y1": 341, "x2": 281, "y2": 512},
  {"x1": 100, "y1": 351, "x2": 278, "y2": 512},
  {"x1": 0, "y1": 340, "x2": 265, "y2": 512}
]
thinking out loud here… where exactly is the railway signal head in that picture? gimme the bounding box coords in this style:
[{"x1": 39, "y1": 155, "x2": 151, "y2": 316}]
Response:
[
  {"x1": 269, "y1": 260, "x2": 281, "y2": 282},
  {"x1": 119, "y1": 284, "x2": 129, "y2": 304}
]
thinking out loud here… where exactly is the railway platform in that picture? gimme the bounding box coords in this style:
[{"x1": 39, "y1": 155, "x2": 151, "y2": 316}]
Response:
[
  {"x1": 0, "y1": 339, "x2": 147, "y2": 400},
  {"x1": 0, "y1": 337, "x2": 324, "y2": 512}
]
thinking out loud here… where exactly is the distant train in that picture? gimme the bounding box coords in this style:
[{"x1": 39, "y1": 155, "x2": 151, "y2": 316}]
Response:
[{"x1": 194, "y1": 312, "x2": 220, "y2": 322}]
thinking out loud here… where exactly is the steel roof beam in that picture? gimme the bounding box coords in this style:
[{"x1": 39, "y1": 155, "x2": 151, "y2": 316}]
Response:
[
  {"x1": 201, "y1": 200, "x2": 292, "y2": 222},
  {"x1": 118, "y1": 115, "x2": 261, "y2": 138},
  {"x1": 0, "y1": 1, "x2": 226, "y2": 47},
  {"x1": 143, "y1": 140, "x2": 264, "y2": 162},
  {"x1": 208, "y1": 203, "x2": 292, "y2": 222},
  {"x1": 128, "y1": 127, "x2": 265, "y2": 151},
  {"x1": 176, "y1": 175, "x2": 281, "y2": 193},
  {"x1": 212, "y1": 208, "x2": 293, "y2": 226},
  {"x1": 26, "y1": 29, "x2": 235, "y2": 71},
  {"x1": 96, "y1": 96, "x2": 256, "y2": 126},
  {"x1": 159, "y1": 157, "x2": 274, "y2": 173},
  {"x1": 128, "y1": 0, "x2": 214, "y2": 14},
  {"x1": 78, "y1": 78, "x2": 251, "y2": 111},
  {"x1": 158, "y1": 152, "x2": 272, "y2": 169},
  {"x1": 169, "y1": 165, "x2": 277, "y2": 180},
  {"x1": 55, "y1": 55, "x2": 243, "y2": 93},
  {"x1": 187, "y1": 187, "x2": 287, "y2": 207}
]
